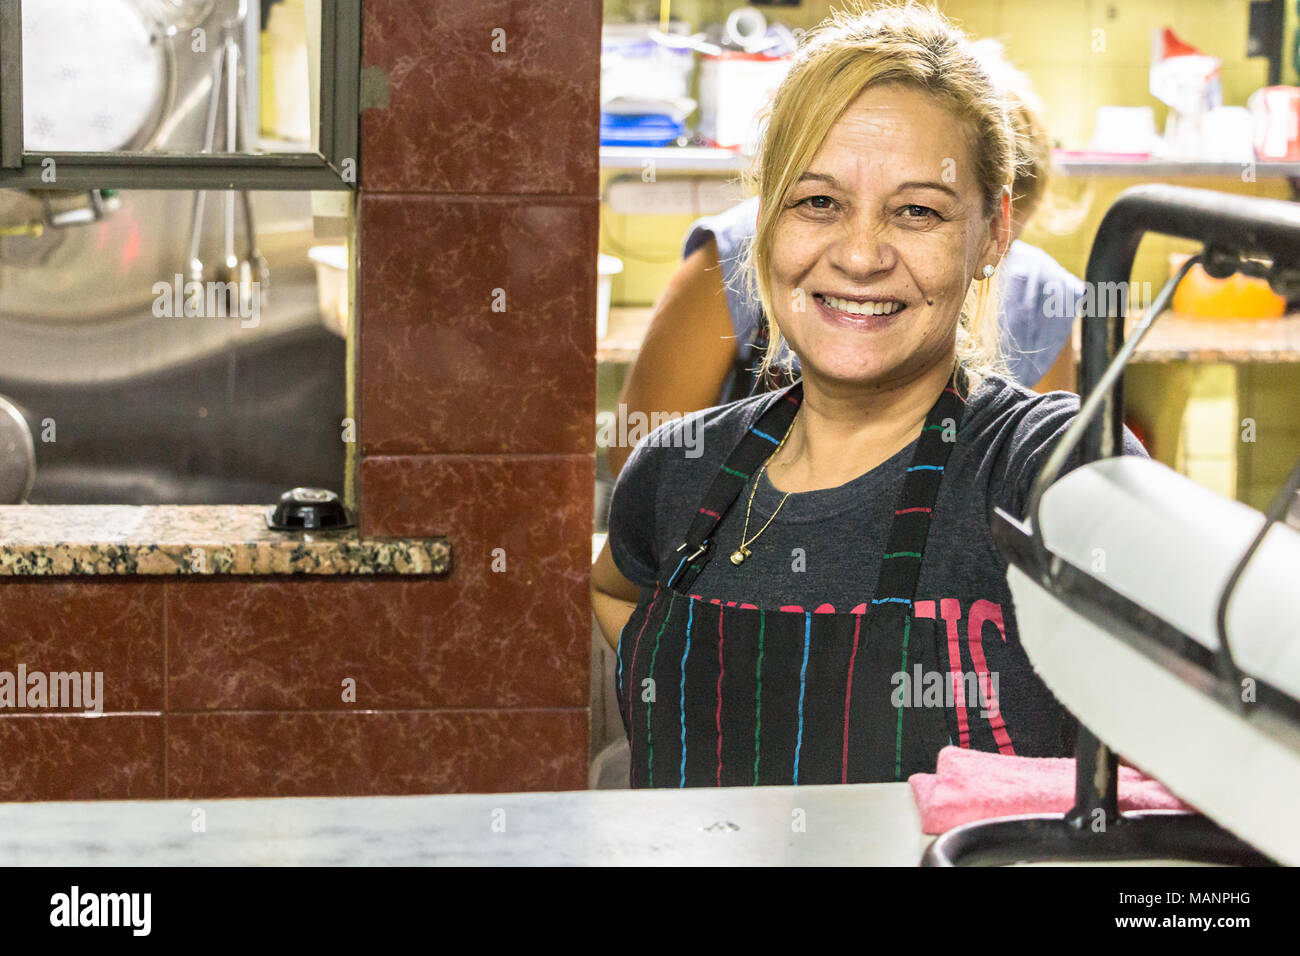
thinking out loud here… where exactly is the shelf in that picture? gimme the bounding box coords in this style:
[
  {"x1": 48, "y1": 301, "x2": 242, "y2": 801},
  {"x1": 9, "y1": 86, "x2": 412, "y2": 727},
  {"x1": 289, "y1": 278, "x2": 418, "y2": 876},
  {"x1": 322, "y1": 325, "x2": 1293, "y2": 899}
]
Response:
[
  {"x1": 598, "y1": 306, "x2": 655, "y2": 364},
  {"x1": 601, "y1": 146, "x2": 1300, "y2": 180},
  {"x1": 0, "y1": 505, "x2": 452, "y2": 576},
  {"x1": 1113, "y1": 313, "x2": 1300, "y2": 364},
  {"x1": 600, "y1": 145, "x2": 750, "y2": 173},
  {"x1": 1054, "y1": 157, "x2": 1300, "y2": 178}
]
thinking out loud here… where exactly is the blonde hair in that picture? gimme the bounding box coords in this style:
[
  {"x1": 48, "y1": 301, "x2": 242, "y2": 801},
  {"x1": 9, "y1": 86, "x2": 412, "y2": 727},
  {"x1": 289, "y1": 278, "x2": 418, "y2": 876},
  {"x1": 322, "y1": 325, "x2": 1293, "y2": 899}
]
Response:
[
  {"x1": 969, "y1": 37, "x2": 1053, "y2": 223},
  {"x1": 741, "y1": 1, "x2": 1017, "y2": 385}
]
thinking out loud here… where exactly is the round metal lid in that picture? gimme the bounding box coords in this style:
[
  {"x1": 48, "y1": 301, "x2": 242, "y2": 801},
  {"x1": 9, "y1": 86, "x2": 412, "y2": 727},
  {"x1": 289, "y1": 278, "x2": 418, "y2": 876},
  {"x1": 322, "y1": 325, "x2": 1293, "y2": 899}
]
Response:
[{"x1": 0, "y1": 395, "x2": 35, "y2": 505}]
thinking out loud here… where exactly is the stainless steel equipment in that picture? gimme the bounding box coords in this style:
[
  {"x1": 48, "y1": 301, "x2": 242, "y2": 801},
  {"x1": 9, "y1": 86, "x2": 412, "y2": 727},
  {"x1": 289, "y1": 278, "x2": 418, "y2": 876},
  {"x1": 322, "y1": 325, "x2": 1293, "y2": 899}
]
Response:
[
  {"x1": 186, "y1": 0, "x2": 271, "y2": 317},
  {"x1": 0, "y1": 0, "x2": 342, "y2": 504},
  {"x1": 927, "y1": 185, "x2": 1300, "y2": 867}
]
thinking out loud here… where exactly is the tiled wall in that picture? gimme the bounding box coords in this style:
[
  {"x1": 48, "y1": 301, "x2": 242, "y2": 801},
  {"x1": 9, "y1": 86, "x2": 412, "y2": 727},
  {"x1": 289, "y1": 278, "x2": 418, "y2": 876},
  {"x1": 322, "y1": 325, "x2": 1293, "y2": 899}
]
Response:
[
  {"x1": 0, "y1": 0, "x2": 601, "y2": 801},
  {"x1": 0, "y1": 578, "x2": 590, "y2": 799},
  {"x1": 354, "y1": 0, "x2": 601, "y2": 790}
]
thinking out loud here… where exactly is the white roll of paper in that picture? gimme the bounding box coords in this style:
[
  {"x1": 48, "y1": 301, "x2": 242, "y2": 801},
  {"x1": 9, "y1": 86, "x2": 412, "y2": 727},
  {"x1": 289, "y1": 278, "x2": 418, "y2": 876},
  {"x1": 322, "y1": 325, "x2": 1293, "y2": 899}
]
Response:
[
  {"x1": 1011, "y1": 456, "x2": 1300, "y2": 864},
  {"x1": 725, "y1": 6, "x2": 768, "y2": 51}
]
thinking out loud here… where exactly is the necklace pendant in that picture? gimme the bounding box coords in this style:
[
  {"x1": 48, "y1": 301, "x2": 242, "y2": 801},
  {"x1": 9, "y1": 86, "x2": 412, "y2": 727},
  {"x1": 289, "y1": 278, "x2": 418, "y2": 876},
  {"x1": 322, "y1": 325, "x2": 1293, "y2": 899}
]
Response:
[{"x1": 730, "y1": 548, "x2": 748, "y2": 566}]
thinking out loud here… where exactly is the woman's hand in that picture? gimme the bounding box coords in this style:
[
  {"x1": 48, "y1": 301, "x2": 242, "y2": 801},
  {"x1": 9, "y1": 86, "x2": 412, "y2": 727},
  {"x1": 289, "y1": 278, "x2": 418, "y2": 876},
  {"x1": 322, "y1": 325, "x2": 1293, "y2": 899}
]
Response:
[{"x1": 591, "y1": 539, "x2": 642, "y2": 651}]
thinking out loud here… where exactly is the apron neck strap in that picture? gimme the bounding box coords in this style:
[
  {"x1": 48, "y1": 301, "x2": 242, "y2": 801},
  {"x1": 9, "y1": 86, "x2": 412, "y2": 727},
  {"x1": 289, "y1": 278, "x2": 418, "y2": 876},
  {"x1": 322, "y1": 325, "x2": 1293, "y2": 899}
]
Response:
[
  {"x1": 870, "y1": 364, "x2": 969, "y2": 611},
  {"x1": 666, "y1": 362, "x2": 970, "y2": 594},
  {"x1": 666, "y1": 381, "x2": 803, "y2": 589}
]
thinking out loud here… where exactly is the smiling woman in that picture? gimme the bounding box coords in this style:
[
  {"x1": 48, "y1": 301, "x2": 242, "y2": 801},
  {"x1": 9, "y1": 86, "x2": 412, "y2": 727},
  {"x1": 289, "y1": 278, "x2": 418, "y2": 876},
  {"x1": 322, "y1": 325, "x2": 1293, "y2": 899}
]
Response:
[
  {"x1": 746, "y1": 6, "x2": 1015, "y2": 394},
  {"x1": 590, "y1": 0, "x2": 1148, "y2": 789},
  {"x1": 752, "y1": 71, "x2": 1012, "y2": 494}
]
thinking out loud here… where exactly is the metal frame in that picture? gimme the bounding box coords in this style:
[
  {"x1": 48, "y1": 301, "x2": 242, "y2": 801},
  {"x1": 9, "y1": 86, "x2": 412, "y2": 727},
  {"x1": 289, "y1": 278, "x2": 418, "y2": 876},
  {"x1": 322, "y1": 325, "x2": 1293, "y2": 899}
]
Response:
[
  {"x1": 923, "y1": 184, "x2": 1300, "y2": 867},
  {"x1": 0, "y1": 0, "x2": 21, "y2": 170},
  {"x1": 924, "y1": 811, "x2": 1275, "y2": 867},
  {"x1": 0, "y1": 0, "x2": 359, "y2": 190}
]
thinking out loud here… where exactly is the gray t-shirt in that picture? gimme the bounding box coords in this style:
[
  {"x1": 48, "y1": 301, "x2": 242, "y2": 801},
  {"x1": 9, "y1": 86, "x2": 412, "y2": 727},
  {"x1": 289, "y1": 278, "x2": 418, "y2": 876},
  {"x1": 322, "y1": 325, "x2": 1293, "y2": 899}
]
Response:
[
  {"x1": 611, "y1": 373, "x2": 1146, "y2": 602},
  {"x1": 609, "y1": 373, "x2": 1147, "y2": 690}
]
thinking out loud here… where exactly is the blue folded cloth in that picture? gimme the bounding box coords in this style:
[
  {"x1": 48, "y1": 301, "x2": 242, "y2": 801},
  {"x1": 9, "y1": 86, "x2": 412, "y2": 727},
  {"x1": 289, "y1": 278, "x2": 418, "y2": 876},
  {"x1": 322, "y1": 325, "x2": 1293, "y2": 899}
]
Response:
[{"x1": 600, "y1": 112, "x2": 685, "y2": 147}]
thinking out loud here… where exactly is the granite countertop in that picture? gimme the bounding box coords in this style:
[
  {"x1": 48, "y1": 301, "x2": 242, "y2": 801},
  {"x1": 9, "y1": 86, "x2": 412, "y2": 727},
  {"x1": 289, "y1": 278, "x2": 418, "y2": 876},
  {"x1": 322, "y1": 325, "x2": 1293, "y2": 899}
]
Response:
[
  {"x1": 0, "y1": 783, "x2": 929, "y2": 865},
  {"x1": 0, "y1": 506, "x2": 451, "y2": 576}
]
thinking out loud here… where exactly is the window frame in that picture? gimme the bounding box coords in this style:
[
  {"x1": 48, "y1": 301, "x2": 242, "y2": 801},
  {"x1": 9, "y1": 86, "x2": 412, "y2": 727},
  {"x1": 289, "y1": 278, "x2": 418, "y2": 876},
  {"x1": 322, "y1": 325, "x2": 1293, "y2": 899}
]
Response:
[{"x1": 0, "y1": 0, "x2": 359, "y2": 191}]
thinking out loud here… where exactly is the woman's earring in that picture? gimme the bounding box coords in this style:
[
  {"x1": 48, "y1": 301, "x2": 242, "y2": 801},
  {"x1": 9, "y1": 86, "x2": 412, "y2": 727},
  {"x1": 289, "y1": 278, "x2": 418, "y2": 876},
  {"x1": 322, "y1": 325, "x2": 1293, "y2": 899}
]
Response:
[{"x1": 982, "y1": 264, "x2": 996, "y2": 279}]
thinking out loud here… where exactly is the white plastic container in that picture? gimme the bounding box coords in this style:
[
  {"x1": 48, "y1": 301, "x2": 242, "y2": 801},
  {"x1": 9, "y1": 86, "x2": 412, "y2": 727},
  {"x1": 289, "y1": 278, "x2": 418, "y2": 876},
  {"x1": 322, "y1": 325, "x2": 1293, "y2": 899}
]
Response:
[
  {"x1": 698, "y1": 51, "x2": 792, "y2": 152},
  {"x1": 1088, "y1": 105, "x2": 1157, "y2": 153},
  {"x1": 597, "y1": 254, "x2": 623, "y2": 340},
  {"x1": 308, "y1": 244, "x2": 348, "y2": 338},
  {"x1": 601, "y1": 25, "x2": 694, "y2": 105}
]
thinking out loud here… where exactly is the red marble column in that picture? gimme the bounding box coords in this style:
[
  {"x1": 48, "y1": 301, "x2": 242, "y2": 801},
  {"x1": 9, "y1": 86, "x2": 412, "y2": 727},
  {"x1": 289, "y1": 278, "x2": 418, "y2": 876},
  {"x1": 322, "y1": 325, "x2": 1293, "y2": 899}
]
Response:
[{"x1": 351, "y1": 0, "x2": 601, "y2": 791}]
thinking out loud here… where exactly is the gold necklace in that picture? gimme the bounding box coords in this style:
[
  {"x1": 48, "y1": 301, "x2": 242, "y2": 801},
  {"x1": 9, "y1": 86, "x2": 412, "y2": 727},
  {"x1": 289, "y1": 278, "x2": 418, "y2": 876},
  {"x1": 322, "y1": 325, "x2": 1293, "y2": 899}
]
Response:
[{"x1": 730, "y1": 412, "x2": 797, "y2": 566}]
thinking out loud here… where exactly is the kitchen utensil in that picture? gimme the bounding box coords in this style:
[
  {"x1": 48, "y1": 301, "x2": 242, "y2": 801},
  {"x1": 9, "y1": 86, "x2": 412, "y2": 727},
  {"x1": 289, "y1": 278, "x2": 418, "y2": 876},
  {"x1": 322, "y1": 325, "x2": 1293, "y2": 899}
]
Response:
[
  {"x1": 698, "y1": 49, "x2": 793, "y2": 152},
  {"x1": 1149, "y1": 27, "x2": 1223, "y2": 160},
  {"x1": 217, "y1": 18, "x2": 242, "y2": 306},
  {"x1": 1248, "y1": 85, "x2": 1300, "y2": 160},
  {"x1": 184, "y1": 1, "x2": 269, "y2": 311},
  {"x1": 186, "y1": 46, "x2": 228, "y2": 282},
  {"x1": 725, "y1": 6, "x2": 767, "y2": 51},
  {"x1": 601, "y1": 24, "x2": 695, "y2": 106}
]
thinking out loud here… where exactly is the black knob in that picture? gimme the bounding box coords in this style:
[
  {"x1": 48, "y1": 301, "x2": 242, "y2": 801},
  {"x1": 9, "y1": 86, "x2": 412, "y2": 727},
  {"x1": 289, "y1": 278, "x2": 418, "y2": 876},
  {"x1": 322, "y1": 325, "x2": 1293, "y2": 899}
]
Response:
[{"x1": 265, "y1": 487, "x2": 353, "y2": 531}]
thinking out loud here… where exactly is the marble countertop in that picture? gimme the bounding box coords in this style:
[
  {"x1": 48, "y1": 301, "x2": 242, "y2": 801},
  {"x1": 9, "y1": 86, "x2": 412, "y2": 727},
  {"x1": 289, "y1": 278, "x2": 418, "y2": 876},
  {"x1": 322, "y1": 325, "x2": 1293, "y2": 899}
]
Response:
[
  {"x1": 0, "y1": 506, "x2": 450, "y2": 576},
  {"x1": 0, "y1": 783, "x2": 928, "y2": 865}
]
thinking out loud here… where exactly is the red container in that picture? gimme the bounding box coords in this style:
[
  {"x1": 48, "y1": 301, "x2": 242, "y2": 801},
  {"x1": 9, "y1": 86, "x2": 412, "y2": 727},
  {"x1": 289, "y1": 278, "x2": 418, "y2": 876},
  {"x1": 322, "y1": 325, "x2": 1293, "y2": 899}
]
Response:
[{"x1": 1248, "y1": 86, "x2": 1300, "y2": 161}]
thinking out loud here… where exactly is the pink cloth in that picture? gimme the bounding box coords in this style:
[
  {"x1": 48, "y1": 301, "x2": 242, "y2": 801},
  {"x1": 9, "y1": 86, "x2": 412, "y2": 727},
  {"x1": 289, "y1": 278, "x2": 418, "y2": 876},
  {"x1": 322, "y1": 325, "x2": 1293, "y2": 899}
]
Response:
[{"x1": 908, "y1": 746, "x2": 1194, "y2": 834}]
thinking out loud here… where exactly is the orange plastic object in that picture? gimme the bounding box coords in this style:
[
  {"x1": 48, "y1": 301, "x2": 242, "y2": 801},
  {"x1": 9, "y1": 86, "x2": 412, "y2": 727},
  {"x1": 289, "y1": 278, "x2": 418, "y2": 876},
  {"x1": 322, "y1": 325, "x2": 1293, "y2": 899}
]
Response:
[{"x1": 1172, "y1": 263, "x2": 1287, "y2": 319}]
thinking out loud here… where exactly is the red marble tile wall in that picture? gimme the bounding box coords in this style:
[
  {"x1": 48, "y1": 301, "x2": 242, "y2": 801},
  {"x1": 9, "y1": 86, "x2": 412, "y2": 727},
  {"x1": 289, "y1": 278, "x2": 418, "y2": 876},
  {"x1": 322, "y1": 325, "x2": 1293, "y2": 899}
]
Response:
[
  {"x1": 0, "y1": 573, "x2": 590, "y2": 799},
  {"x1": 350, "y1": 0, "x2": 600, "y2": 791},
  {"x1": 0, "y1": 581, "x2": 166, "y2": 800},
  {"x1": 0, "y1": 0, "x2": 599, "y2": 801}
]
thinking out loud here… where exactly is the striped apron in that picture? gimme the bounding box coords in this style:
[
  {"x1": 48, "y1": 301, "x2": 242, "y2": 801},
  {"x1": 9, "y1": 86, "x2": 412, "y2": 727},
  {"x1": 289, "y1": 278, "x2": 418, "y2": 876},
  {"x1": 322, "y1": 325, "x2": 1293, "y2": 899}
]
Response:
[{"x1": 616, "y1": 364, "x2": 970, "y2": 787}]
